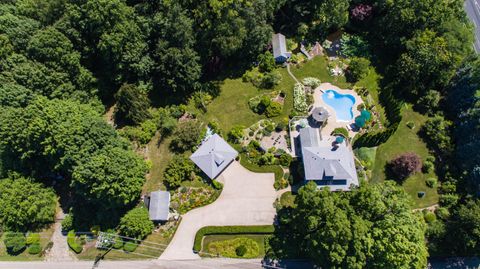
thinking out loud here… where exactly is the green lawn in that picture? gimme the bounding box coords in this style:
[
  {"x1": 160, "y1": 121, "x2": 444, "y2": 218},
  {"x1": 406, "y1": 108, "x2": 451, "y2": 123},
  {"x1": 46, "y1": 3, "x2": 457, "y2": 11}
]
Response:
[
  {"x1": 0, "y1": 226, "x2": 54, "y2": 261},
  {"x1": 290, "y1": 56, "x2": 351, "y2": 89},
  {"x1": 199, "y1": 67, "x2": 295, "y2": 132},
  {"x1": 371, "y1": 106, "x2": 438, "y2": 208},
  {"x1": 201, "y1": 234, "x2": 268, "y2": 258},
  {"x1": 200, "y1": 56, "x2": 347, "y2": 132},
  {"x1": 143, "y1": 133, "x2": 172, "y2": 193}
]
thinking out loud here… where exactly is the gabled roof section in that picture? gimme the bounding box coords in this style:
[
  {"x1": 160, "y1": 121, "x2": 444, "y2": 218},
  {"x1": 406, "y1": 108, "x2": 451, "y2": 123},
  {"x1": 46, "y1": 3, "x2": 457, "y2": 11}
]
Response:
[
  {"x1": 148, "y1": 191, "x2": 170, "y2": 221},
  {"x1": 299, "y1": 127, "x2": 358, "y2": 191},
  {"x1": 190, "y1": 134, "x2": 238, "y2": 179},
  {"x1": 302, "y1": 146, "x2": 356, "y2": 181},
  {"x1": 299, "y1": 127, "x2": 320, "y2": 148},
  {"x1": 272, "y1": 33, "x2": 290, "y2": 59}
]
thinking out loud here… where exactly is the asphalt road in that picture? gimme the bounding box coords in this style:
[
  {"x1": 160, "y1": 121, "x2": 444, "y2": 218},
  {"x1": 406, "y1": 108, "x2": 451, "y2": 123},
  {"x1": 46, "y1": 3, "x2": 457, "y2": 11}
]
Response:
[
  {"x1": 465, "y1": 0, "x2": 480, "y2": 53},
  {"x1": 0, "y1": 259, "x2": 314, "y2": 269}
]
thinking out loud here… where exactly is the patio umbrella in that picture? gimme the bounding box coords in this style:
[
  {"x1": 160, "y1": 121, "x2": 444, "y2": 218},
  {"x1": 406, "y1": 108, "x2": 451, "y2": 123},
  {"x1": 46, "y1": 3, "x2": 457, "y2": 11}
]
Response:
[
  {"x1": 361, "y1": 109, "x2": 371, "y2": 121},
  {"x1": 355, "y1": 115, "x2": 366, "y2": 128}
]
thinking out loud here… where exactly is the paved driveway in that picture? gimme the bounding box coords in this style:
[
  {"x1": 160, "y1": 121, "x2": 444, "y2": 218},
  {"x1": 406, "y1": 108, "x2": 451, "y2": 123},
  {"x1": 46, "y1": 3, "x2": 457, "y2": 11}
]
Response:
[{"x1": 159, "y1": 161, "x2": 276, "y2": 260}]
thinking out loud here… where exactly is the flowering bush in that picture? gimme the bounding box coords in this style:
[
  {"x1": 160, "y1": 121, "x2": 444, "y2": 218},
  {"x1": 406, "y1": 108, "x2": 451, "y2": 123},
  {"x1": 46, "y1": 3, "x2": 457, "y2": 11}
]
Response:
[
  {"x1": 351, "y1": 4, "x2": 373, "y2": 21},
  {"x1": 302, "y1": 77, "x2": 321, "y2": 89},
  {"x1": 293, "y1": 83, "x2": 308, "y2": 112}
]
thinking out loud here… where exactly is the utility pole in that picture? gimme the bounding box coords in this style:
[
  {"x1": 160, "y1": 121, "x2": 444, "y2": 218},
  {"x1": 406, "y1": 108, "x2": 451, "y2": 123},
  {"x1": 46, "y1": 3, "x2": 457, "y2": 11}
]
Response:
[{"x1": 92, "y1": 232, "x2": 114, "y2": 268}]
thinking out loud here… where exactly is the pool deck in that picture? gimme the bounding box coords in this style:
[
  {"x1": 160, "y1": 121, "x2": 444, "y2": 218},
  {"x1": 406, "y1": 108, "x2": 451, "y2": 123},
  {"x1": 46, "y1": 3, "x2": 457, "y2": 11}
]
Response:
[{"x1": 313, "y1": 83, "x2": 363, "y2": 138}]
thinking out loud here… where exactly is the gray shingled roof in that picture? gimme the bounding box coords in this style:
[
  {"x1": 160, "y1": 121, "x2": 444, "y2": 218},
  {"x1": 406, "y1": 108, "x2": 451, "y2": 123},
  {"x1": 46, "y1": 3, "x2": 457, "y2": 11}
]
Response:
[
  {"x1": 148, "y1": 191, "x2": 170, "y2": 221},
  {"x1": 190, "y1": 134, "x2": 238, "y2": 179},
  {"x1": 299, "y1": 127, "x2": 358, "y2": 191},
  {"x1": 299, "y1": 127, "x2": 320, "y2": 148},
  {"x1": 272, "y1": 33, "x2": 290, "y2": 59}
]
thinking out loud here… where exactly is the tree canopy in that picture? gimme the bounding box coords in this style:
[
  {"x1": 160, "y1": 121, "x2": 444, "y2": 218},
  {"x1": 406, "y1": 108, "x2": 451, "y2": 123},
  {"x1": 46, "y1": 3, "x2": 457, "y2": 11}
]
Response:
[
  {"x1": 0, "y1": 176, "x2": 56, "y2": 231},
  {"x1": 270, "y1": 182, "x2": 428, "y2": 268}
]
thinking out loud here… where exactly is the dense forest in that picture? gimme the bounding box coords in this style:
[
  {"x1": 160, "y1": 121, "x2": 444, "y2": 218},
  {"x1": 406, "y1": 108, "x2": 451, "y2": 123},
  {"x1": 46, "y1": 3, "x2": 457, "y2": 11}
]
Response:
[{"x1": 0, "y1": 0, "x2": 479, "y2": 266}]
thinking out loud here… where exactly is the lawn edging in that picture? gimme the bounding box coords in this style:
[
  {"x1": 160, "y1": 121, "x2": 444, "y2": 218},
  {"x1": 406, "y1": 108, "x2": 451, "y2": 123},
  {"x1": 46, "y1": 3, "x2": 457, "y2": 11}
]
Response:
[{"x1": 193, "y1": 225, "x2": 275, "y2": 252}]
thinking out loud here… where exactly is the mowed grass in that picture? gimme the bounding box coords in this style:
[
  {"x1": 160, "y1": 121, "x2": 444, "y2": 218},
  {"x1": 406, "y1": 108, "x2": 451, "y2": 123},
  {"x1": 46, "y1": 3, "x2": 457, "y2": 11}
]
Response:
[
  {"x1": 201, "y1": 56, "x2": 347, "y2": 132},
  {"x1": 202, "y1": 234, "x2": 268, "y2": 258},
  {"x1": 142, "y1": 133, "x2": 172, "y2": 193},
  {"x1": 201, "y1": 67, "x2": 295, "y2": 132},
  {"x1": 371, "y1": 106, "x2": 438, "y2": 208},
  {"x1": 290, "y1": 56, "x2": 351, "y2": 89}
]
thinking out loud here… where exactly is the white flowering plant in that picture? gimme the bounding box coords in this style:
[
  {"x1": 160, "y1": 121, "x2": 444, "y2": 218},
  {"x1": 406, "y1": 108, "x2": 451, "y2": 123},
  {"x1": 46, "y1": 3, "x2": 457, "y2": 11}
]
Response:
[{"x1": 293, "y1": 83, "x2": 308, "y2": 113}]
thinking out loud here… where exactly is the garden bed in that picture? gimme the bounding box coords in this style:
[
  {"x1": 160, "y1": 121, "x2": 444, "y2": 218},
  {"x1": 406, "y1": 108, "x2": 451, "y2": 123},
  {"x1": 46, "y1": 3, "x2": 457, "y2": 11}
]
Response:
[
  {"x1": 202, "y1": 234, "x2": 269, "y2": 258},
  {"x1": 170, "y1": 186, "x2": 221, "y2": 214},
  {"x1": 193, "y1": 225, "x2": 274, "y2": 252}
]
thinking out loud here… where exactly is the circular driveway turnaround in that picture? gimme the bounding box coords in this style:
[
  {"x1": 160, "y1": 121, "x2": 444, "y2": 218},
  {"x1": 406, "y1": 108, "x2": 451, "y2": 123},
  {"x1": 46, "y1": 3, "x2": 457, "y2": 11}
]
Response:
[{"x1": 159, "y1": 161, "x2": 276, "y2": 260}]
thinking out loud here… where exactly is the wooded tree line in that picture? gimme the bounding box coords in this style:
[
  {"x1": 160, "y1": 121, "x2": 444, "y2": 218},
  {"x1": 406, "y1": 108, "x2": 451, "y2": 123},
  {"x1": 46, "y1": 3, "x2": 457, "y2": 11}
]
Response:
[{"x1": 0, "y1": 0, "x2": 478, "y2": 265}]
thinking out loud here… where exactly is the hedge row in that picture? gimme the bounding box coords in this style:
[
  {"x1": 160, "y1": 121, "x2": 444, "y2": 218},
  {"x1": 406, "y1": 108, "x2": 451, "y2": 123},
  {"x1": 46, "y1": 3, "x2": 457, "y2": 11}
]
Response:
[
  {"x1": 193, "y1": 225, "x2": 274, "y2": 252},
  {"x1": 238, "y1": 153, "x2": 284, "y2": 190},
  {"x1": 353, "y1": 123, "x2": 399, "y2": 148},
  {"x1": 67, "y1": 230, "x2": 82, "y2": 254},
  {"x1": 354, "y1": 88, "x2": 403, "y2": 148}
]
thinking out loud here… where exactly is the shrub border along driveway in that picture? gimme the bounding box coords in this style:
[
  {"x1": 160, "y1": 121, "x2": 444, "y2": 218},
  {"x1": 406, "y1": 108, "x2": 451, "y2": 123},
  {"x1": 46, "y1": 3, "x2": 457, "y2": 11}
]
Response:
[{"x1": 193, "y1": 225, "x2": 275, "y2": 252}]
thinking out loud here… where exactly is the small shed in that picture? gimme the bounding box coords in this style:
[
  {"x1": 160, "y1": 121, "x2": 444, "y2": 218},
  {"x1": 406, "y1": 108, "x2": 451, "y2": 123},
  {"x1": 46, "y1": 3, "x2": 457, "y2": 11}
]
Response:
[
  {"x1": 272, "y1": 33, "x2": 292, "y2": 63},
  {"x1": 145, "y1": 191, "x2": 170, "y2": 222},
  {"x1": 190, "y1": 134, "x2": 238, "y2": 179},
  {"x1": 311, "y1": 107, "x2": 329, "y2": 124}
]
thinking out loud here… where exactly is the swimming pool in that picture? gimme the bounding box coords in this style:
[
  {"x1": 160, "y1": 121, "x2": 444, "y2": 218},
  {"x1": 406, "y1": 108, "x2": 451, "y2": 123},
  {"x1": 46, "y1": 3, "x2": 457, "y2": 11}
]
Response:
[{"x1": 322, "y1": 90, "x2": 355, "y2": 121}]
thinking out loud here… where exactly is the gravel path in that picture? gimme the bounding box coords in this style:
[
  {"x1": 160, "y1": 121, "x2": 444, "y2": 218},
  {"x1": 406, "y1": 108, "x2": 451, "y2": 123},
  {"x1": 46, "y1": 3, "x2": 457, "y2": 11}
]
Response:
[{"x1": 45, "y1": 211, "x2": 77, "y2": 262}]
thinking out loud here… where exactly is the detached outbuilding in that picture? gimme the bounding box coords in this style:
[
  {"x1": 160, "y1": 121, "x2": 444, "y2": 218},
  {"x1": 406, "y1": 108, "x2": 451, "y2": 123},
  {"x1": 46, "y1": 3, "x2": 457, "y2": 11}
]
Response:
[
  {"x1": 190, "y1": 133, "x2": 238, "y2": 179},
  {"x1": 272, "y1": 33, "x2": 291, "y2": 63},
  {"x1": 145, "y1": 191, "x2": 170, "y2": 222}
]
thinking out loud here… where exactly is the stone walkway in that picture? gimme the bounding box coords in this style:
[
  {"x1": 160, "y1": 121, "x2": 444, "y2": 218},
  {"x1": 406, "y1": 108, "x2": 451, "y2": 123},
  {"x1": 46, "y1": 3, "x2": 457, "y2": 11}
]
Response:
[
  {"x1": 286, "y1": 63, "x2": 300, "y2": 84},
  {"x1": 45, "y1": 211, "x2": 77, "y2": 262}
]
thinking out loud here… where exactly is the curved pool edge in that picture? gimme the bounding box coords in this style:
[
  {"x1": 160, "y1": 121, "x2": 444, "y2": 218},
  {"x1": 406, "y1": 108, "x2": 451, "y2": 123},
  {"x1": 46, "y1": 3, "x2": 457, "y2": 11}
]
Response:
[{"x1": 321, "y1": 89, "x2": 356, "y2": 122}]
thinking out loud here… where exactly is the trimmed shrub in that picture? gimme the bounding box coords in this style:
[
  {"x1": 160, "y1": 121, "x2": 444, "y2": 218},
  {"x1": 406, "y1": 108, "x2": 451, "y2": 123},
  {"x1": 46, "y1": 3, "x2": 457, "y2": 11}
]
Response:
[
  {"x1": 235, "y1": 245, "x2": 247, "y2": 257},
  {"x1": 426, "y1": 178, "x2": 437, "y2": 188},
  {"x1": 435, "y1": 207, "x2": 450, "y2": 220},
  {"x1": 228, "y1": 125, "x2": 245, "y2": 143},
  {"x1": 123, "y1": 241, "x2": 138, "y2": 252},
  {"x1": 423, "y1": 161, "x2": 434, "y2": 173},
  {"x1": 26, "y1": 233, "x2": 40, "y2": 245},
  {"x1": 67, "y1": 230, "x2": 82, "y2": 254},
  {"x1": 112, "y1": 236, "x2": 124, "y2": 249},
  {"x1": 265, "y1": 102, "x2": 282, "y2": 118},
  {"x1": 279, "y1": 153, "x2": 293, "y2": 167},
  {"x1": 193, "y1": 226, "x2": 274, "y2": 252},
  {"x1": 212, "y1": 180, "x2": 223, "y2": 190},
  {"x1": 61, "y1": 214, "x2": 73, "y2": 232},
  {"x1": 424, "y1": 211, "x2": 436, "y2": 223},
  {"x1": 27, "y1": 243, "x2": 42, "y2": 255},
  {"x1": 4, "y1": 232, "x2": 26, "y2": 255}
]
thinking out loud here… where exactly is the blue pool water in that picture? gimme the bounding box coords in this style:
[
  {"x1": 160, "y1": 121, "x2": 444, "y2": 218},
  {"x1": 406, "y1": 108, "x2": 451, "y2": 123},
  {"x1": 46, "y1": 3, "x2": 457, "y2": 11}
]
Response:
[{"x1": 322, "y1": 90, "x2": 355, "y2": 121}]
